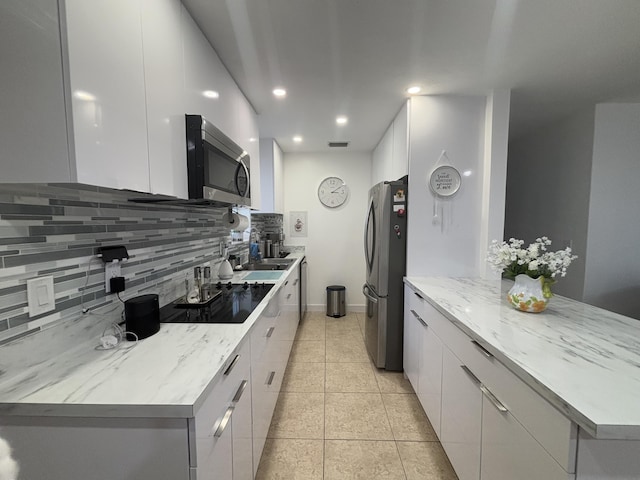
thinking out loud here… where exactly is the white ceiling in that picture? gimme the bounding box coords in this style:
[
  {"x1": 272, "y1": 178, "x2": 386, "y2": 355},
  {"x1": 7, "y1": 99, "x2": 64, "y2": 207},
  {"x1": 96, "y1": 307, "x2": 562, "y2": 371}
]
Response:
[{"x1": 182, "y1": 0, "x2": 640, "y2": 153}]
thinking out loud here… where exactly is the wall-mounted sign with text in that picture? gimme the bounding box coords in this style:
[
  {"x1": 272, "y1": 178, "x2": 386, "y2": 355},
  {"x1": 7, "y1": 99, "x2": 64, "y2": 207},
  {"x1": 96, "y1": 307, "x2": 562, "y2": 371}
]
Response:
[{"x1": 429, "y1": 165, "x2": 461, "y2": 198}]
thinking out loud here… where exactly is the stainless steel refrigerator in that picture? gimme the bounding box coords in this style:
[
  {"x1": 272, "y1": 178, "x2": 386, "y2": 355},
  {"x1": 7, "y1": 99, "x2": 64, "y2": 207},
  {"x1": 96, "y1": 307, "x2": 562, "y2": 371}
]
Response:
[{"x1": 362, "y1": 176, "x2": 408, "y2": 371}]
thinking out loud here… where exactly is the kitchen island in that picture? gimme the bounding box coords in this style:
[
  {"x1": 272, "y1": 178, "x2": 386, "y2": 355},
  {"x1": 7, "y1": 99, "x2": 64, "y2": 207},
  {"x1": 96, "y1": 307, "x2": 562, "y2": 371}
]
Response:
[
  {"x1": 405, "y1": 276, "x2": 640, "y2": 480},
  {"x1": 0, "y1": 253, "x2": 304, "y2": 480}
]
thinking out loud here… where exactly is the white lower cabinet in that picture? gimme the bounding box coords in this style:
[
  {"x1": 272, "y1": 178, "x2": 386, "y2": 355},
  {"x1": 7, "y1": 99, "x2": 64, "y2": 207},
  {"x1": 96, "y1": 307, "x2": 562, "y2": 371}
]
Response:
[
  {"x1": 440, "y1": 346, "x2": 482, "y2": 480},
  {"x1": 481, "y1": 395, "x2": 572, "y2": 480},
  {"x1": 192, "y1": 337, "x2": 252, "y2": 480},
  {"x1": 404, "y1": 283, "x2": 576, "y2": 480}
]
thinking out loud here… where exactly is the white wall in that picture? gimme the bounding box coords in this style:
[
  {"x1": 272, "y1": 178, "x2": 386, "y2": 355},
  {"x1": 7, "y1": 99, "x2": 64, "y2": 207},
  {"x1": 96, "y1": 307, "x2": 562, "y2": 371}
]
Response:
[
  {"x1": 407, "y1": 95, "x2": 507, "y2": 277},
  {"x1": 505, "y1": 108, "x2": 595, "y2": 300},
  {"x1": 583, "y1": 103, "x2": 640, "y2": 317},
  {"x1": 283, "y1": 152, "x2": 372, "y2": 311}
]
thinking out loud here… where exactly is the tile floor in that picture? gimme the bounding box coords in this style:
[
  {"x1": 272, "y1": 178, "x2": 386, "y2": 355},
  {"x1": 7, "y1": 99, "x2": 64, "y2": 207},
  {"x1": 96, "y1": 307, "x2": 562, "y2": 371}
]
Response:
[{"x1": 255, "y1": 311, "x2": 458, "y2": 480}]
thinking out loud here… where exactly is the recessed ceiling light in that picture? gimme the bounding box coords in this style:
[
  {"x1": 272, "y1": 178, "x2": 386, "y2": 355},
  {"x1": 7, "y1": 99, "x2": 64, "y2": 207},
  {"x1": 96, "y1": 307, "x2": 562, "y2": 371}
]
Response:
[
  {"x1": 203, "y1": 90, "x2": 219, "y2": 99},
  {"x1": 293, "y1": 136, "x2": 302, "y2": 143},
  {"x1": 273, "y1": 88, "x2": 287, "y2": 98},
  {"x1": 336, "y1": 116, "x2": 348, "y2": 125},
  {"x1": 406, "y1": 86, "x2": 422, "y2": 95}
]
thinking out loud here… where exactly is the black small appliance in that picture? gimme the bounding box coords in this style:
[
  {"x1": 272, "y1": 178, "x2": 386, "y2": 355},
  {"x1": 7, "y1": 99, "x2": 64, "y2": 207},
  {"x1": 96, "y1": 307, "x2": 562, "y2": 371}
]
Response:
[{"x1": 125, "y1": 294, "x2": 160, "y2": 340}]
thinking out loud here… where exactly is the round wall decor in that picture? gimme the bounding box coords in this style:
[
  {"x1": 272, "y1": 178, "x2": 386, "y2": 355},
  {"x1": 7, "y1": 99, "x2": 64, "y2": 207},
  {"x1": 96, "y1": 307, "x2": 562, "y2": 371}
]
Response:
[{"x1": 429, "y1": 165, "x2": 461, "y2": 197}]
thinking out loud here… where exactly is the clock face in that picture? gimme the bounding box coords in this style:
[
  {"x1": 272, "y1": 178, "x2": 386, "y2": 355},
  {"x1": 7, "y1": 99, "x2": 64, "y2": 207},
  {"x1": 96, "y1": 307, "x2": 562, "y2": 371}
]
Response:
[{"x1": 318, "y1": 176, "x2": 348, "y2": 208}]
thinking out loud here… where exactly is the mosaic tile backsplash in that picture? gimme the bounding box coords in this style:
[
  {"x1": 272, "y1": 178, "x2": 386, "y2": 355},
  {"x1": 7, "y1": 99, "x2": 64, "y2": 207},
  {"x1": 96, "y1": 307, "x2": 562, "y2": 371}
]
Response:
[{"x1": 0, "y1": 183, "x2": 247, "y2": 346}]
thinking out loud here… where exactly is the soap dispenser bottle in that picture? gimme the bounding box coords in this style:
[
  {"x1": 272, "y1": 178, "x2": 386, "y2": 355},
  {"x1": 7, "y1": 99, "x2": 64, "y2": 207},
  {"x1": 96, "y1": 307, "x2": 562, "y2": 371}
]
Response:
[{"x1": 218, "y1": 248, "x2": 234, "y2": 280}]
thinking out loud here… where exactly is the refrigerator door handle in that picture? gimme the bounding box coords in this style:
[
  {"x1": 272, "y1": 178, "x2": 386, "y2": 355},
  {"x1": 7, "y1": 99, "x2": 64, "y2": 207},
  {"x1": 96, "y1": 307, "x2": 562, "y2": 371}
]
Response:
[{"x1": 362, "y1": 284, "x2": 378, "y2": 304}]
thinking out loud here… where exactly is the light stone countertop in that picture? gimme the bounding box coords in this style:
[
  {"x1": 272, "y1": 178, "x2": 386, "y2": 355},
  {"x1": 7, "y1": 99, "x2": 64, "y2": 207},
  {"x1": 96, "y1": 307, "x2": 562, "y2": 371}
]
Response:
[
  {"x1": 405, "y1": 276, "x2": 640, "y2": 440},
  {"x1": 0, "y1": 254, "x2": 305, "y2": 419}
]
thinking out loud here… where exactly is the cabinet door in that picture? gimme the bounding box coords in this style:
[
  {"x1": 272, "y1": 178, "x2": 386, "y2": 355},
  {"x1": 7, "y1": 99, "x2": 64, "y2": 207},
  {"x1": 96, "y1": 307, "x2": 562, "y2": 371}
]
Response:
[
  {"x1": 231, "y1": 378, "x2": 253, "y2": 479},
  {"x1": 417, "y1": 320, "x2": 443, "y2": 436},
  {"x1": 481, "y1": 392, "x2": 572, "y2": 480},
  {"x1": 195, "y1": 406, "x2": 233, "y2": 480},
  {"x1": 440, "y1": 347, "x2": 482, "y2": 480},
  {"x1": 65, "y1": 0, "x2": 150, "y2": 191}
]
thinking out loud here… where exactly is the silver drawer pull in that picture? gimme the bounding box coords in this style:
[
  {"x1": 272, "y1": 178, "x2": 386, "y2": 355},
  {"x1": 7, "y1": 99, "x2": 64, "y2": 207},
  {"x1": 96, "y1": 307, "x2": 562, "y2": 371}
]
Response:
[
  {"x1": 232, "y1": 380, "x2": 248, "y2": 403},
  {"x1": 480, "y1": 385, "x2": 508, "y2": 413},
  {"x1": 413, "y1": 292, "x2": 424, "y2": 299},
  {"x1": 266, "y1": 326, "x2": 275, "y2": 338},
  {"x1": 460, "y1": 365, "x2": 481, "y2": 385},
  {"x1": 294, "y1": 279, "x2": 299, "y2": 285},
  {"x1": 471, "y1": 340, "x2": 493, "y2": 359},
  {"x1": 285, "y1": 281, "x2": 289, "y2": 285},
  {"x1": 410, "y1": 309, "x2": 428, "y2": 328},
  {"x1": 287, "y1": 293, "x2": 292, "y2": 300},
  {"x1": 213, "y1": 406, "x2": 234, "y2": 437},
  {"x1": 223, "y1": 354, "x2": 240, "y2": 375},
  {"x1": 266, "y1": 371, "x2": 276, "y2": 385}
]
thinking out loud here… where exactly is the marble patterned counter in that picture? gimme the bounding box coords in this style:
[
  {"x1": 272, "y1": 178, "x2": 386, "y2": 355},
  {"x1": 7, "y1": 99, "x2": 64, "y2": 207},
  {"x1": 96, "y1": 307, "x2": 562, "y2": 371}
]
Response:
[
  {"x1": 0, "y1": 255, "x2": 304, "y2": 419},
  {"x1": 405, "y1": 276, "x2": 640, "y2": 440}
]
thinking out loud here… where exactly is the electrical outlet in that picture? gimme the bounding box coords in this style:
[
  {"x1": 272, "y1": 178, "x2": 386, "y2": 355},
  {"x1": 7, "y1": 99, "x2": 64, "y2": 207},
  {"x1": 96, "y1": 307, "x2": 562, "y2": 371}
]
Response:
[{"x1": 105, "y1": 261, "x2": 122, "y2": 293}]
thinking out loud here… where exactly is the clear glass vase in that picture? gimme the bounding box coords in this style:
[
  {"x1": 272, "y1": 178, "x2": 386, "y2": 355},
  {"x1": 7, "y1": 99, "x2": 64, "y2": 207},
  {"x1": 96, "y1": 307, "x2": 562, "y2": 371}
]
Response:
[{"x1": 507, "y1": 274, "x2": 552, "y2": 313}]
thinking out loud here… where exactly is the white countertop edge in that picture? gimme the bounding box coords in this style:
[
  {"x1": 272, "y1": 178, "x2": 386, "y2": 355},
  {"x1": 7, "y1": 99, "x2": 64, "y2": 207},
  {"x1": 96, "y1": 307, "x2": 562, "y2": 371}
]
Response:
[{"x1": 403, "y1": 276, "x2": 640, "y2": 440}]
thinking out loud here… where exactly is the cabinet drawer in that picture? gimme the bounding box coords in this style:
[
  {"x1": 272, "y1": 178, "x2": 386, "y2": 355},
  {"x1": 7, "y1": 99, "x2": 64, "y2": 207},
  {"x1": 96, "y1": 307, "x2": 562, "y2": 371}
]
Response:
[
  {"x1": 195, "y1": 338, "x2": 251, "y2": 438},
  {"x1": 457, "y1": 333, "x2": 576, "y2": 473},
  {"x1": 481, "y1": 396, "x2": 574, "y2": 480},
  {"x1": 405, "y1": 284, "x2": 426, "y2": 319}
]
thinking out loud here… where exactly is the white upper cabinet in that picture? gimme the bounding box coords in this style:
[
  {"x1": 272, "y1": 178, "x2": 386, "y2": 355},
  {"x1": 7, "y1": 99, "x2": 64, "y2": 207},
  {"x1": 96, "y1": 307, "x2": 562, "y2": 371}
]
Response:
[
  {"x1": 1, "y1": 0, "x2": 259, "y2": 199},
  {"x1": 65, "y1": 0, "x2": 150, "y2": 192},
  {"x1": 371, "y1": 100, "x2": 409, "y2": 186},
  {"x1": 0, "y1": 0, "x2": 71, "y2": 182},
  {"x1": 258, "y1": 139, "x2": 284, "y2": 213},
  {"x1": 140, "y1": 0, "x2": 188, "y2": 198}
]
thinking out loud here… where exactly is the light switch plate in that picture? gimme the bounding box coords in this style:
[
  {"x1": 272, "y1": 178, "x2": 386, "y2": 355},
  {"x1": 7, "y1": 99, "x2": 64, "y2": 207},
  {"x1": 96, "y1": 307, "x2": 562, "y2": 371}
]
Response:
[{"x1": 27, "y1": 276, "x2": 55, "y2": 317}]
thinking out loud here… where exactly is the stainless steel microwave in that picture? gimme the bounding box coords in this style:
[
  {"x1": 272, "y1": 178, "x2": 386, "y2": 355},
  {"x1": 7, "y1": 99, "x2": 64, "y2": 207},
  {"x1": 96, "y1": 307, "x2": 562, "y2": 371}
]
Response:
[{"x1": 185, "y1": 114, "x2": 251, "y2": 207}]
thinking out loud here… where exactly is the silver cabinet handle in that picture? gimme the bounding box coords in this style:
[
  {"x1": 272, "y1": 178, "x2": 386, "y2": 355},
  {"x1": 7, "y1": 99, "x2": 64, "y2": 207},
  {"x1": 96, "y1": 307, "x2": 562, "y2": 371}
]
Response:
[
  {"x1": 232, "y1": 380, "x2": 248, "y2": 403},
  {"x1": 410, "y1": 309, "x2": 428, "y2": 328},
  {"x1": 413, "y1": 291, "x2": 424, "y2": 300},
  {"x1": 213, "y1": 406, "x2": 234, "y2": 437},
  {"x1": 266, "y1": 371, "x2": 276, "y2": 385},
  {"x1": 480, "y1": 384, "x2": 508, "y2": 413},
  {"x1": 287, "y1": 293, "x2": 292, "y2": 299},
  {"x1": 285, "y1": 280, "x2": 289, "y2": 285},
  {"x1": 460, "y1": 365, "x2": 481, "y2": 385},
  {"x1": 266, "y1": 326, "x2": 275, "y2": 338},
  {"x1": 471, "y1": 340, "x2": 494, "y2": 358},
  {"x1": 294, "y1": 279, "x2": 299, "y2": 285},
  {"x1": 223, "y1": 354, "x2": 240, "y2": 375}
]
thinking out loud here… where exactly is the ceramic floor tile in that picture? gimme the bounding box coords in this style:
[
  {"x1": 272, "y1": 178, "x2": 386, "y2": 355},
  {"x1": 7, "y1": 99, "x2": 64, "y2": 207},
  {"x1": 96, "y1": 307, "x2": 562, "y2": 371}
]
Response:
[
  {"x1": 374, "y1": 369, "x2": 415, "y2": 394},
  {"x1": 325, "y1": 392, "x2": 394, "y2": 440},
  {"x1": 382, "y1": 394, "x2": 438, "y2": 441},
  {"x1": 325, "y1": 337, "x2": 370, "y2": 362},
  {"x1": 324, "y1": 440, "x2": 406, "y2": 480},
  {"x1": 325, "y1": 317, "x2": 362, "y2": 338},
  {"x1": 397, "y1": 441, "x2": 458, "y2": 480},
  {"x1": 325, "y1": 362, "x2": 379, "y2": 393},
  {"x1": 295, "y1": 318, "x2": 326, "y2": 341},
  {"x1": 281, "y1": 361, "x2": 325, "y2": 392},
  {"x1": 268, "y1": 392, "x2": 325, "y2": 439},
  {"x1": 289, "y1": 340, "x2": 326, "y2": 363},
  {"x1": 255, "y1": 438, "x2": 324, "y2": 480}
]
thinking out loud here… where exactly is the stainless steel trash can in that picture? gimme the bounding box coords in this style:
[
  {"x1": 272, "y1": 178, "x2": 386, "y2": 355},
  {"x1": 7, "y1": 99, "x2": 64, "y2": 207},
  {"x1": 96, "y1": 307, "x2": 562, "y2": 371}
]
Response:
[{"x1": 326, "y1": 285, "x2": 346, "y2": 317}]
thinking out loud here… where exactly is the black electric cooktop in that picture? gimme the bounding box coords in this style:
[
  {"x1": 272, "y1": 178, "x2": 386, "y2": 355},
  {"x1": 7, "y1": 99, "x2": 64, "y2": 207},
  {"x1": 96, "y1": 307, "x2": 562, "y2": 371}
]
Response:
[{"x1": 159, "y1": 282, "x2": 273, "y2": 324}]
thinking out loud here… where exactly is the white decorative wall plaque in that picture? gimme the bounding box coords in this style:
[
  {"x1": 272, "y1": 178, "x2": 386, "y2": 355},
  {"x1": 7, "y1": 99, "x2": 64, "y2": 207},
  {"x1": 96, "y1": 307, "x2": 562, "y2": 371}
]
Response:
[
  {"x1": 429, "y1": 165, "x2": 461, "y2": 197},
  {"x1": 289, "y1": 211, "x2": 308, "y2": 237}
]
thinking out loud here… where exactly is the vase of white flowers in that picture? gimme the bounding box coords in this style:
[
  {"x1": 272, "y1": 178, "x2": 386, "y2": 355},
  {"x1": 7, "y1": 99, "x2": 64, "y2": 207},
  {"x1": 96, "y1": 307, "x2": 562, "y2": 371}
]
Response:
[{"x1": 486, "y1": 237, "x2": 577, "y2": 313}]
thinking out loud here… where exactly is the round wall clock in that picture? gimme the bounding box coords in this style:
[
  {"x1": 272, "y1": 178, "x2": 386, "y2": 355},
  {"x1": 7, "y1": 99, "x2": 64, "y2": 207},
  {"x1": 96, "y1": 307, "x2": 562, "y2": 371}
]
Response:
[{"x1": 318, "y1": 176, "x2": 349, "y2": 208}]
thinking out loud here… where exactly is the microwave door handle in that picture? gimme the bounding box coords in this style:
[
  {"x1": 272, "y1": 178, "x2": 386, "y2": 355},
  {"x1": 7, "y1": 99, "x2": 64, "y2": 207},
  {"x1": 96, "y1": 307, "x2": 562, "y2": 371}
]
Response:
[{"x1": 235, "y1": 160, "x2": 250, "y2": 196}]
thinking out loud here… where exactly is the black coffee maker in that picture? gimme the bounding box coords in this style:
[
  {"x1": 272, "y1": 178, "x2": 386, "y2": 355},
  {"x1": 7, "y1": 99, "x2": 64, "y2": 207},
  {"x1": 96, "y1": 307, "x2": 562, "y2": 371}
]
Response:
[{"x1": 125, "y1": 294, "x2": 160, "y2": 340}]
